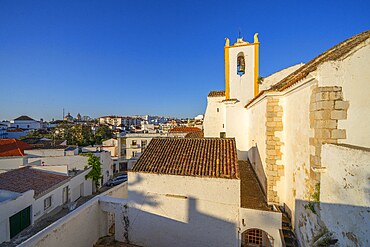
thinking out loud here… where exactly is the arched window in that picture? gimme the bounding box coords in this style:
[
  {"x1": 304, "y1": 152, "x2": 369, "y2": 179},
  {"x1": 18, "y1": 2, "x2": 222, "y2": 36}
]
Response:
[
  {"x1": 241, "y1": 228, "x2": 274, "y2": 247},
  {"x1": 237, "y1": 52, "x2": 245, "y2": 76}
]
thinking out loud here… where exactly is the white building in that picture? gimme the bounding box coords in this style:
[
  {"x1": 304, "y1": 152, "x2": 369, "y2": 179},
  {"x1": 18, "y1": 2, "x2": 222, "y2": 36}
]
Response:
[
  {"x1": 0, "y1": 166, "x2": 93, "y2": 244},
  {"x1": 0, "y1": 139, "x2": 31, "y2": 173},
  {"x1": 127, "y1": 138, "x2": 282, "y2": 247},
  {"x1": 10, "y1": 116, "x2": 42, "y2": 130},
  {"x1": 203, "y1": 31, "x2": 370, "y2": 246}
]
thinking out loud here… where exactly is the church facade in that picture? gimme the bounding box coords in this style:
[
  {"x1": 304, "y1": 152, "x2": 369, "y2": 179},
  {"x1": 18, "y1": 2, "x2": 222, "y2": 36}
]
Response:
[{"x1": 204, "y1": 31, "x2": 370, "y2": 246}]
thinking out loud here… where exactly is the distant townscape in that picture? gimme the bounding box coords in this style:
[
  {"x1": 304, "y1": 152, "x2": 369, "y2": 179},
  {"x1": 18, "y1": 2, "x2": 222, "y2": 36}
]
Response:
[{"x1": 1, "y1": 30, "x2": 369, "y2": 247}]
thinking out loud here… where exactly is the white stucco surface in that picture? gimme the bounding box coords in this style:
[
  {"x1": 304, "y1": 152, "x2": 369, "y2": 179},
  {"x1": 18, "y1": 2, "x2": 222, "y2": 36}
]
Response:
[
  {"x1": 320, "y1": 143, "x2": 370, "y2": 246},
  {"x1": 239, "y1": 208, "x2": 283, "y2": 247},
  {"x1": 203, "y1": 96, "x2": 225, "y2": 138},
  {"x1": 0, "y1": 156, "x2": 27, "y2": 173},
  {"x1": 316, "y1": 41, "x2": 370, "y2": 148},
  {"x1": 228, "y1": 44, "x2": 255, "y2": 105},
  {"x1": 127, "y1": 172, "x2": 240, "y2": 247},
  {"x1": 0, "y1": 190, "x2": 34, "y2": 243},
  {"x1": 281, "y1": 82, "x2": 313, "y2": 216}
]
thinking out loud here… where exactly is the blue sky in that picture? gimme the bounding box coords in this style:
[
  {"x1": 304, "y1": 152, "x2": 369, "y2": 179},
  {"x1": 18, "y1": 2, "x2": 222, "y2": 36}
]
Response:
[{"x1": 0, "y1": 0, "x2": 369, "y2": 121}]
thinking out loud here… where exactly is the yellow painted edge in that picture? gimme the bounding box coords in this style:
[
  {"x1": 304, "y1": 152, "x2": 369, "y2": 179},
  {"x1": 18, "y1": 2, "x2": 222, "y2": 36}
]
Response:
[
  {"x1": 225, "y1": 46, "x2": 230, "y2": 99},
  {"x1": 254, "y1": 43, "x2": 259, "y2": 97},
  {"x1": 225, "y1": 42, "x2": 259, "y2": 49}
]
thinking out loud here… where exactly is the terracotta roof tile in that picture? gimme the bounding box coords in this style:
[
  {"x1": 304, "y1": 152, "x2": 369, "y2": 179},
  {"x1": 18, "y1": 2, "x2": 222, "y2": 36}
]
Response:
[
  {"x1": 0, "y1": 139, "x2": 32, "y2": 157},
  {"x1": 0, "y1": 167, "x2": 69, "y2": 197},
  {"x1": 185, "y1": 131, "x2": 204, "y2": 138},
  {"x1": 169, "y1": 127, "x2": 202, "y2": 133},
  {"x1": 131, "y1": 138, "x2": 239, "y2": 179},
  {"x1": 272, "y1": 30, "x2": 370, "y2": 91},
  {"x1": 208, "y1": 90, "x2": 225, "y2": 97},
  {"x1": 14, "y1": 115, "x2": 35, "y2": 121}
]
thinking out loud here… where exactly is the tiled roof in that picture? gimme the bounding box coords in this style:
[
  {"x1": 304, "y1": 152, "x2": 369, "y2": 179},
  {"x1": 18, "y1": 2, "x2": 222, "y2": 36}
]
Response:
[
  {"x1": 185, "y1": 131, "x2": 204, "y2": 138},
  {"x1": 169, "y1": 126, "x2": 202, "y2": 133},
  {"x1": 131, "y1": 138, "x2": 239, "y2": 179},
  {"x1": 272, "y1": 30, "x2": 370, "y2": 91},
  {"x1": 245, "y1": 30, "x2": 370, "y2": 108},
  {"x1": 14, "y1": 115, "x2": 35, "y2": 121},
  {"x1": 0, "y1": 139, "x2": 32, "y2": 157},
  {"x1": 0, "y1": 167, "x2": 69, "y2": 197},
  {"x1": 208, "y1": 90, "x2": 225, "y2": 97}
]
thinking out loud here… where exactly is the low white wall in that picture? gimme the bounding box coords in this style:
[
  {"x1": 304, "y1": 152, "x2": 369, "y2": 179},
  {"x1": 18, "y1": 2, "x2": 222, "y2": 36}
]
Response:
[
  {"x1": 18, "y1": 197, "x2": 109, "y2": 247},
  {"x1": 239, "y1": 208, "x2": 283, "y2": 247},
  {"x1": 127, "y1": 172, "x2": 240, "y2": 247},
  {"x1": 25, "y1": 149, "x2": 66, "y2": 157},
  {"x1": 18, "y1": 184, "x2": 128, "y2": 247},
  {"x1": 320, "y1": 143, "x2": 370, "y2": 246},
  {"x1": 0, "y1": 157, "x2": 27, "y2": 173},
  {"x1": 0, "y1": 190, "x2": 34, "y2": 243},
  {"x1": 28, "y1": 155, "x2": 88, "y2": 170}
]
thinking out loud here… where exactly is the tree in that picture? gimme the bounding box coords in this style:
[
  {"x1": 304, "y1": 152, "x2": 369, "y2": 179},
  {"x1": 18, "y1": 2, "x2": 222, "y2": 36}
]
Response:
[
  {"x1": 84, "y1": 153, "x2": 102, "y2": 189},
  {"x1": 94, "y1": 125, "x2": 113, "y2": 144}
]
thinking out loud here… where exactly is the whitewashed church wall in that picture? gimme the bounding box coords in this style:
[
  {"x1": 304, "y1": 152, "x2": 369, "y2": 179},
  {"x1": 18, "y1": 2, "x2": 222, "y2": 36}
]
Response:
[{"x1": 317, "y1": 40, "x2": 370, "y2": 148}]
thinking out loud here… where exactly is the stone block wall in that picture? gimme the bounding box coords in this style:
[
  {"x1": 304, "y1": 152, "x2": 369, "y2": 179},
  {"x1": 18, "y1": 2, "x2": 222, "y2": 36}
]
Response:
[
  {"x1": 309, "y1": 86, "x2": 349, "y2": 189},
  {"x1": 265, "y1": 97, "x2": 284, "y2": 203}
]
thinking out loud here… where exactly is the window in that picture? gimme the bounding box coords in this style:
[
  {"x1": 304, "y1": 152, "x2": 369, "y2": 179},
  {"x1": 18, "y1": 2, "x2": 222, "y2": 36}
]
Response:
[
  {"x1": 132, "y1": 140, "x2": 137, "y2": 145},
  {"x1": 44, "y1": 196, "x2": 52, "y2": 210},
  {"x1": 217, "y1": 108, "x2": 219, "y2": 112},
  {"x1": 62, "y1": 187, "x2": 68, "y2": 204},
  {"x1": 141, "y1": 140, "x2": 148, "y2": 150},
  {"x1": 132, "y1": 151, "x2": 137, "y2": 157},
  {"x1": 220, "y1": 132, "x2": 226, "y2": 138},
  {"x1": 237, "y1": 52, "x2": 245, "y2": 76}
]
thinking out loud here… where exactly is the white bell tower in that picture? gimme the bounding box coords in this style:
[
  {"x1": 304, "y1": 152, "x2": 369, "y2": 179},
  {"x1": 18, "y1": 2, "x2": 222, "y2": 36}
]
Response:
[{"x1": 224, "y1": 33, "x2": 259, "y2": 105}]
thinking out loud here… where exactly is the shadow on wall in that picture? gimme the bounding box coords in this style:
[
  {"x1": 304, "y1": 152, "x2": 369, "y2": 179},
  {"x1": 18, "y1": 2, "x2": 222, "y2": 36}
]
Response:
[
  {"x1": 247, "y1": 145, "x2": 267, "y2": 196},
  {"x1": 126, "y1": 174, "x2": 239, "y2": 247},
  {"x1": 127, "y1": 196, "x2": 238, "y2": 247},
  {"x1": 294, "y1": 199, "x2": 370, "y2": 247}
]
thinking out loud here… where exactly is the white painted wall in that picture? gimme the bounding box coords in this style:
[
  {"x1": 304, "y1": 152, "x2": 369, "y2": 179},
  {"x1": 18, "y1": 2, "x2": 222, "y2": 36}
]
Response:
[
  {"x1": 128, "y1": 172, "x2": 240, "y2": 247},
  {"x1": 25, "y1": 149, "x2": 66, "y2": 157},
  {"x1": 0, "y1": 190, "x2": 34, "y2": 243},
  {"x1": 228, "y1": 44, "x2": 255, "y2": 105},
  {"x1": 28, "y1": 155, "x2": 88, "y2": 170},
  {"x1": 0, "y1": 156, "x2": 27, "y2": 173},
  {"x1": 239, "y1": 208, "x2": 283, "y2": 247},
  {"x1": 317, "y1": 40, "x2": 370, "y2": 148},
  {"x1": 224, "y1": 102, "x2": 249, "y2": 159},
  {"x1": 18, "y1": 184, "x2": 128, "y2": 247},
  {"x1": 320, "y1": 143, "x2": 370, "y2": 246},
  {"x1": 203, "y1": 96, "x2": 225, "y2": 138},
  {"x1": 19, "y1": 197, "x2": 109, "y2": 247},
  {"x1": 10, "y1": 120, "x2": 41, "y2": 130},
  {"x1": 245, "y1": 98, "x2": 268, "y2": 193},
  {"x1": 260, "y1": 63, "x2": 304, "y2": 91},
  {"x1": 33, "y1": 184, "x2": 68, "y2": 221},
  {"x1": 281, "y1": 82, "x2": 313, "y2": 217}
]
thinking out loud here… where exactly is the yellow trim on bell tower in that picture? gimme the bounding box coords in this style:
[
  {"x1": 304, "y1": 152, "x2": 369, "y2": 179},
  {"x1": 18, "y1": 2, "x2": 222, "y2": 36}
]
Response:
[
  {"x1": 254, "y1": 33, "x2": 259, "y2": 97},
  {"x1": 225, "y1": 38, "x2": 230, "y2": 99}
]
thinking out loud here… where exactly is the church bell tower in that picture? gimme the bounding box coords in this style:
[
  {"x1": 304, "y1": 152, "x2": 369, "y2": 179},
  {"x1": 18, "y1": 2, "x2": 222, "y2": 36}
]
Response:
[{"x1": 224, "y1": 33, "x2": 259, "y2": 105}]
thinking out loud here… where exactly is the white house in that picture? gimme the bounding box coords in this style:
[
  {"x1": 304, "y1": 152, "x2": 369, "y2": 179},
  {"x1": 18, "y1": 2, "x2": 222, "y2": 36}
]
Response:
[
  {"x1": 0, "y1": 166, "x2": 93, "y2": 244},
  {"x1": 127, "y1": 138, "x2": 283, "y2": 247},
  {"x1": 0, "y1": 139, "x2": 31, "y2": 173},
  {"x1": 10, "y1": 116, "x2": 42, "y2": 130}
]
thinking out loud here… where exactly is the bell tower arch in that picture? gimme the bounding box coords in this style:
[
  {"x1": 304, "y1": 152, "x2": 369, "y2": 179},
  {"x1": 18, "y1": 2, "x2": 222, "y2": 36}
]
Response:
[{"x1": 224, "y1": 33, "x2": 259, "y2": 105}]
